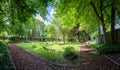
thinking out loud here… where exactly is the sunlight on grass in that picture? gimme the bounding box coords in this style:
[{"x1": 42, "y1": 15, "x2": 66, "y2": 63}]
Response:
[
  {"x1": 47, "y1": 42, "x2": 80, "y2": 52},
  {"x1": 17, "y1": 41, "x2": 80, "y2": 64}
]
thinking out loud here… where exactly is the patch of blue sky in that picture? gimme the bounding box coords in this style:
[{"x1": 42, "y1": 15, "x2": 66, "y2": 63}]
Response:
[{"x1": 35, "y1": 5, "x2": 55, "y2": 25}]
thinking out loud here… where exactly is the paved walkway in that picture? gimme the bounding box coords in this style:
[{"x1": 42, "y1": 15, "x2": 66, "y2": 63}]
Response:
[{"x1": 8, "y1": 43, "x2": 116, "y2": 70}]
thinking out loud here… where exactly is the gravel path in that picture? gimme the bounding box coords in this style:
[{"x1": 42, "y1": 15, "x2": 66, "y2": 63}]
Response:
[{"x1": 8, "y1": 43, "x2": 117, "y2": 70}]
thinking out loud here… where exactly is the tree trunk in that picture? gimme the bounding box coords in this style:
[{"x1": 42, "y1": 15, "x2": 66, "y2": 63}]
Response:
[
  {"x1": 98, "y1": 26, "x2": 102, "y2": 43},
  {"x1": 77, "y1": 32, "x2": 80, "y2": 42},
  {"x1": 63, "y1": 34, "x2": 65, "y2": 43},
  {"x1": 111, "y1": 0, "x2": 115, "y2": 44},
  {"x1": 90, "y1": 0, "x2": 107, "y2": 43},
  {"x1": 100, "y1": 0, "x2": 107, "y2": 44},
  {"x1": 101, "y1": 19, "x2": 107, "y2": 43},
  {"x1": 52, "y1": 38, "x2": 54, "y2": 42}
]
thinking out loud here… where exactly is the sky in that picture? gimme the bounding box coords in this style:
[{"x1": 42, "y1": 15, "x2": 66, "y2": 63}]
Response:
[{"x1": 35, "y1": 6, "x2": 55, "y2": 25}]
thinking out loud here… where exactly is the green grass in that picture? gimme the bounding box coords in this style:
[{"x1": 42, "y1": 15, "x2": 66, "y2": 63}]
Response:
[
  {"x1": 46, "y1": 42, "x2": 80, "y2": 52},
  {"x1": 17, "y1": 41, "x2": 80, "y2": 64},
  {"x1": 90, "y1": 50, "x2": 100, "y2": 56},
  {"x1": 0, "y1": 41, "x2": 14, "y2": 69},
  {"x1": 0, "y1": 39, "x2": 9, "y2": 44}
]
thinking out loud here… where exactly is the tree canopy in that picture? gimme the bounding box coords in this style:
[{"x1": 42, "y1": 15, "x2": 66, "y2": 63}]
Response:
[
  {"x1": 53, "y1": 0, "x2": 120, "y2": 43},
  {"x1": 0, "y1": 0, "x2": 53, "y2": 37},
  {"x1": 0, "y1": 0, "x2": 120, "y2": 43}
]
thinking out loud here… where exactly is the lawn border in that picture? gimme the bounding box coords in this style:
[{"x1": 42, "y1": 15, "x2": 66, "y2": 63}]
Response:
[
  {"x1": 16, "y1": 44, "x2": 80, "y2": 67},
  {"x1": 7, "y1": 45, "x2": 17, "y2": 70}
]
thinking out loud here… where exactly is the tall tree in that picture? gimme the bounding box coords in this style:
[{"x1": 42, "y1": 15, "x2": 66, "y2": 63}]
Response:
[
  {"x1": 54, "y1": 0, "x2": 120, "y2": 43},
  {"x1": 111, "y1": 0, "x2": 115, "y2": 43},
  {"x1": 69, "y1": 24, "x2": 81, "y2": 42},
  {"x1": 44, "y1": 23, "x2": 57, "y2": 41},
  {"x1": 0, "y1": 0, "x2": 53, "y2": 37}
]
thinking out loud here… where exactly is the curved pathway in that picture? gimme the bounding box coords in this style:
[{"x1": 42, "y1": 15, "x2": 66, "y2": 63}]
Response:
[{"x1": 8, "y1": 43, "x2": 116, "y2": 70}]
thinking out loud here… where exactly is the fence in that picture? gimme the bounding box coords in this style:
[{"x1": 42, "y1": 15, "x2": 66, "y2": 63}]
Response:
[{"x1": 106, "y1": 29, "x2": 120, "y2": 43}]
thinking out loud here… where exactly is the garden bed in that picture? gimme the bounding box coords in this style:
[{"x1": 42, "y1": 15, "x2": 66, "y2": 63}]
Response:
[
  {"x1": 0, "y1": 41, "x2": 15, "y2": 70},
  {"x1": 17, "y1": 41, "x2": 80, "y2": 65},
  {"x1": 86, "y1": 41, "x2": 120, "y2": 54},
  {"x1": 86, "y1": 41, "x2": 120, "y2": 68},
  {"x1": 8, "y1": 43, "x2": 116, "y2": 70}
]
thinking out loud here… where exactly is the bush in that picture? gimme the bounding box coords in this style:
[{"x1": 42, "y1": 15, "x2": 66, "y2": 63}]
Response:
[
  {"x1": 87, "y1": 42, "x2": 120, "y2": 54},
  {"x1": 99, "y1": 44, "x2": 120, "y2": 54},
  {"x1": 90, "y1": 50, "x2": 100, "y2": 56},
  {"x1": 63, "y1": 46, "x2": 78, "y2": 60},
  {"x1": 86, "y1": 41, "x2": 97, "y2": 45},
  {"x1": 24, "y1": 40, "x2": 31, "y2": 43},
  {"x1": 0, "y1": 42, "x2": 14, "y2": 69},
  {"x1": 32, "y1": 42, "x2": 37, "y2": 48}
]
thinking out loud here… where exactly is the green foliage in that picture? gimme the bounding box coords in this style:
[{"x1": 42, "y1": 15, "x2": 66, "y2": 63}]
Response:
[
  {"x1": 99, "y1": 44, "x2": 120, "y2": 53},
  {"x1": 86, "y1": 41, "x2": 97, "y2": 45},
  {"x1": 87, "y1": 41, "x2": 120, "y2": 54},
  {"x1": 0, "y1": 0, "x2": 53, "y2": 37},
  {"x1": 54, "y1": 0, "x2": 100, "y2": 31},
  {"x1": 17, "y1": 42, "x2": 64, "y2": 63},
  {"x1": 0, "y1": 40, "x2": 9, "y2": 44},
  {"x1": 32, "y1": 42, "x2": 37, "y2": 48},
  {"x1": 63, "y1": 46, "x2": 78, "y2": 60},
  {"x1": 44, "y1": 24, "x2": 57, "y2": 39},
  {"x1": 91, "y1": 32, "x2": 99, "y2": 38},
  {"x1": 90, "y1": 50, "x2": 100, "y2": 56},
  {"x1": 36, "y1": 47, "x2": 63, "y2": 62},
  {"x1": 53, "y1": 0, "x2": 120, "y2": 43},
  {"x1": 0, "y1": 42, "x2": 14, "y2": 69}
]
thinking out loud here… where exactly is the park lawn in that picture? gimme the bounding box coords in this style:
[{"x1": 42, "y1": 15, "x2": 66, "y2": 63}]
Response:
[
  {"x1": 0, "y1": 41, "x2": 14, "y2": 69},
  {"x1": 17, "y1": 41, "x2": 80, "y2": 64}
]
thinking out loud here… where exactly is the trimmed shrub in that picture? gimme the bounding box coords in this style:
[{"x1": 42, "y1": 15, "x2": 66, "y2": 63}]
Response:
[
  {"x1": 63, "y1": 46, "x2": 78, "y2": 60},
  {"x1": 32, "y1": 42, "x2": 37, "y2": 48}
]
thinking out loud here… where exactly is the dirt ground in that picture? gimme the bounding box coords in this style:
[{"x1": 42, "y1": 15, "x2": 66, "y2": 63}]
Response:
[{"x1": 8, "y1": 43, "x2": 117, "y2": 70}]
